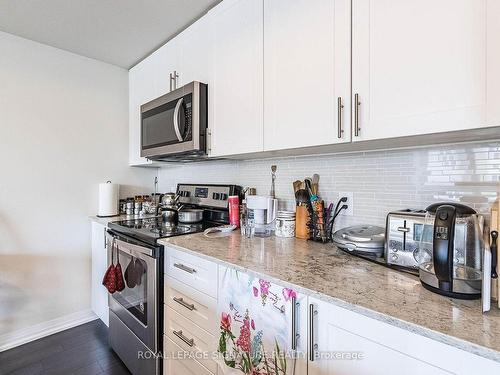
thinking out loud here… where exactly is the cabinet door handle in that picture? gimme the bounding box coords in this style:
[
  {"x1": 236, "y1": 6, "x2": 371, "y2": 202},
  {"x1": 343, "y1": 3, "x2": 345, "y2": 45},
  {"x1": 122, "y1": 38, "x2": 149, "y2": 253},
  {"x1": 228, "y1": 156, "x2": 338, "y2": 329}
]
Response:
[
  {"x1": 103, "y1": 228, "x2": 107, "y2": 248},
  {"x1": 173, "y1": 296, "x2": 195, "y2": 311},
  {"x1": 337, "y1": 97, "x2": 344, "y2": 139},
  {"x1": 174, "y1": 263, "x2": 197, "y2": 274},
  {"x1": 169, "y1": 72, "x2": 174, "y2": 92},
  {"x1": 173, "y1": 70, "x2": 179, "y2": 90},
  {"x1": 309, "y1": 303, "x2": 317, "y2": 362},
  {"x1": 354, "y1": 93, "x2": 361, "y2": 137},
  {"x1": 291, "y1": 297, "x2": 298, "y2": 350},
  {"x1": 173, "y1": 330, "x2": 194, "y2": 347}
]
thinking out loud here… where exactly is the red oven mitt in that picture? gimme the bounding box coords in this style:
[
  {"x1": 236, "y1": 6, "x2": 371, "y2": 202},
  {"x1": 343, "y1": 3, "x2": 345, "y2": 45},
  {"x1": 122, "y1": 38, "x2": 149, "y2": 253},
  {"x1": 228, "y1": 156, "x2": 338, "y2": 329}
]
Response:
[
  {"x1": 115, "y1": 245, "x2": 125, "y2": 292},
  {"x1": 102, "y1": 239, "x2": 117, "y2": 294}
]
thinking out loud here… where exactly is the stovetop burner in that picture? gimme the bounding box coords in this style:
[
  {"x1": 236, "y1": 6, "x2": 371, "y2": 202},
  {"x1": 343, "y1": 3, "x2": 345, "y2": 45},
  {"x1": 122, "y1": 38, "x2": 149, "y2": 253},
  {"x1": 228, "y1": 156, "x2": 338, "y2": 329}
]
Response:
[
  {"x1": 108, "y1": 215, "x2": 217, "y2": 246},
  {"x1": 150, "y1": 224, "x2": 193, "y2": 235}
]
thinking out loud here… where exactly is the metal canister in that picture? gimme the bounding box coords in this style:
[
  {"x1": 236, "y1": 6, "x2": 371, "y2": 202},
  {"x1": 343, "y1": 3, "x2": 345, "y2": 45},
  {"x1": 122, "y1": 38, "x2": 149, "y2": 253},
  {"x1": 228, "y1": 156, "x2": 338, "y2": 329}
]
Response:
[{"x1": 126, "y1": 198, "x2": 134, "y2": 216}]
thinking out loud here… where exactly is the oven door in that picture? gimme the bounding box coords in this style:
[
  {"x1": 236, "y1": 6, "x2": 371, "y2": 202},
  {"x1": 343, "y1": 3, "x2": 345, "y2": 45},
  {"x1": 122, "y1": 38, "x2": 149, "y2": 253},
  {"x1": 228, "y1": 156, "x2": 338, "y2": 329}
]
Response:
[
  {"x1": 106, "y1": 232, "x2": 158, "y2": 351},
  {"x1": 140, "y1": 81, "x2": 206, "y2": 158}
]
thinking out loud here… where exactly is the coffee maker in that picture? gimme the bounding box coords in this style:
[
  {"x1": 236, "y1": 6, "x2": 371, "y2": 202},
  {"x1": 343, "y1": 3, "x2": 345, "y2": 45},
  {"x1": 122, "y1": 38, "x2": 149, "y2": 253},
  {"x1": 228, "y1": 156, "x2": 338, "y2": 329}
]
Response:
[{"x1": 418, "y1": 202, "x2": 484, "y2": 299}]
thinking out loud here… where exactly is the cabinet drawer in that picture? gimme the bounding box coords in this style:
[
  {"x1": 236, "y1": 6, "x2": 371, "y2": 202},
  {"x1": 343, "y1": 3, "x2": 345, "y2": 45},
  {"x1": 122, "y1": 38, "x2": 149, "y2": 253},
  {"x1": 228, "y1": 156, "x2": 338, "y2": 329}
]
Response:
[
  {"x1": 164, "y1": 335, "x2": 215, "y2": 375},
  {"x1": 165, "y1": 247, "x2": 218, "y2": 298},
  {"x1": 164, "y1": 276, "x2": 218, "y2": 335}
]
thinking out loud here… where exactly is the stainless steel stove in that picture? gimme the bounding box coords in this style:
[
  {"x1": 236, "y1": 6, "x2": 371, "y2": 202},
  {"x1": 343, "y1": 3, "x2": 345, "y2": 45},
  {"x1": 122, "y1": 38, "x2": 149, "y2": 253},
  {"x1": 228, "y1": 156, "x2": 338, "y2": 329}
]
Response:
[
  {"x1": 104, "y1": 183, "x2": 241, "y2": 375},
  {"x1": 108, "y1": 216, "x2": 205, "y2": 246}
]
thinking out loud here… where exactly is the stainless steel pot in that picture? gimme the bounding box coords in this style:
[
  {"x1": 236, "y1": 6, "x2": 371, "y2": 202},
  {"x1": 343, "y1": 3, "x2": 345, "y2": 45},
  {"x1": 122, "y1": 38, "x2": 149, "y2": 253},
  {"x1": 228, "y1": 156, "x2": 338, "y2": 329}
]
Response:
[
  {"x1": 161, "y1": 193, "x2": 179, "y2": 206},
  {"x1": 178, "y1": 208, "x2": 203, "y2": 223},
  {"x1": 160, "y1": 207, "x2": 178, "y2": 223}
]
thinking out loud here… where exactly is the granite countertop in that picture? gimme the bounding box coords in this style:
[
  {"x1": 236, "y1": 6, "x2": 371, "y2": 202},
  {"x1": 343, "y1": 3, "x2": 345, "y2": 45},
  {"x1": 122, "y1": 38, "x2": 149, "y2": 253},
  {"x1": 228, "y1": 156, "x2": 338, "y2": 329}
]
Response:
[{"x1": 159, "y1": 232, "x2": 500, "y2": 363}]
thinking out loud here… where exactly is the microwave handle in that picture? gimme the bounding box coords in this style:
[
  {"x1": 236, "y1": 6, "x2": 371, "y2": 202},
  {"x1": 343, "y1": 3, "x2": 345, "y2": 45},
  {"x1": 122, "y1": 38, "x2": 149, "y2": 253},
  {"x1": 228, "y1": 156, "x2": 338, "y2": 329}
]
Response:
[{"x1": 173, "y1": 97, "x2": 184, "y2": 142}]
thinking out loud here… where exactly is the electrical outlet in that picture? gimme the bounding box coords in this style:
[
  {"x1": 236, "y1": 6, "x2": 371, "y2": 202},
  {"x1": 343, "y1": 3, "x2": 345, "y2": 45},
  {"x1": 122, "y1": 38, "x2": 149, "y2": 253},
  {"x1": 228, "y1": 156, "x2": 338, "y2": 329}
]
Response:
[{"x1": 339, "y1": 192, "x2": 354, "y2": 216}]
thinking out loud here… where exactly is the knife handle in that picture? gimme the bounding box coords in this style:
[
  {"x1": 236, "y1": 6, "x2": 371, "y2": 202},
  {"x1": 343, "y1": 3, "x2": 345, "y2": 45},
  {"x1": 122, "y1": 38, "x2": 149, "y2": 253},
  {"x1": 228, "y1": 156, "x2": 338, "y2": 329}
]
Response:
[{"x1": 491, "y1": 231, "x2": 498, "y2": 279}]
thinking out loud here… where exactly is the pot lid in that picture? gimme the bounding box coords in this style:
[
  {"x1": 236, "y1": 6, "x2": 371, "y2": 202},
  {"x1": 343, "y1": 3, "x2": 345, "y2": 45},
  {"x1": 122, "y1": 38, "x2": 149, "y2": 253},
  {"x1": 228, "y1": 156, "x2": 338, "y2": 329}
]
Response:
[{"x1": 332, "y1": 225, "x2": 385, "y2": 252}]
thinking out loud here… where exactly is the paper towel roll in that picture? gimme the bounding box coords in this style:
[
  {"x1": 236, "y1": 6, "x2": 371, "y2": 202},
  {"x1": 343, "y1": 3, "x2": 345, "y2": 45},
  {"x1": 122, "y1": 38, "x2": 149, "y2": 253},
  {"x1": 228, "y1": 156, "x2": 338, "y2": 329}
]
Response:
[{"x1": 98, "y1": 181, "x2": 119, "y2": 217}]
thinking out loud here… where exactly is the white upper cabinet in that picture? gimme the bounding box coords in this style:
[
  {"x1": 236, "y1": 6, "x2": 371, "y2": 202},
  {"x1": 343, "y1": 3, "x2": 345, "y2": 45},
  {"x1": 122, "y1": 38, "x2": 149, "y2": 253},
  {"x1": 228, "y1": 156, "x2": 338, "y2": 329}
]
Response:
[
  {"x1": 352, "y1": 0, "x2": 495, "y2": 142},
  {"x1": 177, "y1": 15, "x2": 214, "y2": 86},
  {"x1": 210, "y1": 0, "x2": 264, "y2": 157},
  {"x1": 128, "y1": 57, "x2": 156, "y2": 166},
  {"x1": 487, "y1": 0, "x2": 500, "y2": 126},
  {"x1": 264, "y1": 0, "x2": 351, "y2": 151},
  {"x1": 153, "y1": 36, "x2": 181, "y2": 97}
]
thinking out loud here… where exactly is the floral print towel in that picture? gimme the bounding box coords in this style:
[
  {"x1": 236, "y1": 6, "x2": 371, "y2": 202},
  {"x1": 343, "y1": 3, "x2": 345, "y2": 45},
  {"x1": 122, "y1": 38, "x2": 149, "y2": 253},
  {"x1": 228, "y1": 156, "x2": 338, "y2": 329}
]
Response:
[{"x1": 218, "y1": 267, "x2": 297, "y2": 375}]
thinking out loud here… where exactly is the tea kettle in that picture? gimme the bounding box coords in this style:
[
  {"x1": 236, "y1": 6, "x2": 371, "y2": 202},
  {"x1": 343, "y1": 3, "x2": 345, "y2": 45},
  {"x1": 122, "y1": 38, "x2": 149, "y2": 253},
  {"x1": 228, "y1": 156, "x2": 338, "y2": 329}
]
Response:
[{"x1": 418, "y1": 202, "x2": 484, "y2": 299}]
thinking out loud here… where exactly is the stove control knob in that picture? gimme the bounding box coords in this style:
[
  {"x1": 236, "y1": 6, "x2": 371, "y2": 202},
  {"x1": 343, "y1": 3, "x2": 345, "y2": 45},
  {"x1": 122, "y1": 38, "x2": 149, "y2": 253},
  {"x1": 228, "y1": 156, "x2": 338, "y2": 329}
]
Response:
[
  {"x1": 183, "y1": 191, "x2": 190, "y2": 198},
  {"x1": 220, "y1": 193, "x2": 228, "y2": 200},
  {"x1": 213, "y1": 193, "x2": 220, "y2": 200}
]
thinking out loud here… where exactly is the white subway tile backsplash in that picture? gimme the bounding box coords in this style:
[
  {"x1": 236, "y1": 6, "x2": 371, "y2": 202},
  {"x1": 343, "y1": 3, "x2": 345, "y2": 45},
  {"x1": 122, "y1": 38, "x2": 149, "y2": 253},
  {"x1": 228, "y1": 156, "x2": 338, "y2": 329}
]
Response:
[{"x1": 157, "y1": 141, "x2": 500, "y2": 228}]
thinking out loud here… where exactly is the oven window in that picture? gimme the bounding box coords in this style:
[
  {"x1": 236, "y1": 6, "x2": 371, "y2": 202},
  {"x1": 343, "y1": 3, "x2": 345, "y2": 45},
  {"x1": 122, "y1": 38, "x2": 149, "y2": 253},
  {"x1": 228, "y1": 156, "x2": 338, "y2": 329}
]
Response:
[{"x1": 113, "y1": 249, "x2": 148, "y2": 326}]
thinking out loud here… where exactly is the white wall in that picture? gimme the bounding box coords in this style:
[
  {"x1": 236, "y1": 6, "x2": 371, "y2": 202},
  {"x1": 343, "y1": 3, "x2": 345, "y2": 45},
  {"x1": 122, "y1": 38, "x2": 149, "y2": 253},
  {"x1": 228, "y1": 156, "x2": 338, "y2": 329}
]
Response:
[
  {"x1": 157, "y1": 142, "x2": 500, "y2": 230},
  {"x1": 0, "y1": 31, "x2": 156, "y2": 338}
]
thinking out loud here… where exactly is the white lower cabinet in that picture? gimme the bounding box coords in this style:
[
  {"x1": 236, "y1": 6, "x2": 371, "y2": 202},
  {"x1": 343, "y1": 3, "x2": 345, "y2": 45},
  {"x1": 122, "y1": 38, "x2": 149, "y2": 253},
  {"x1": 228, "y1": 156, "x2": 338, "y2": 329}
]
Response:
[
  {"x1": 164, "y1": 336, "x2": 215, "y2": 375},
  {"x1": 90, "y1": 221, "x2": 108, "y2": 326},
  {"x1": 164, "y1": 246, "x2": 218, "y2": 375},
  {"x1": 308, "y1": 297, "x2": 500, "y2": 375},
  {"x1": 162, "y1": 248, "x2": 500, "y2": 375}
]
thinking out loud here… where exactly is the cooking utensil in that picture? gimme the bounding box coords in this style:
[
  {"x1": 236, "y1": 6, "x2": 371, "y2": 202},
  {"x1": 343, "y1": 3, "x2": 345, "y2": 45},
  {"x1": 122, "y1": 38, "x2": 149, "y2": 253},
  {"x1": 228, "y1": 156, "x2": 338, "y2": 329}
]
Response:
[
  {"x1": 161, "y1": 192, "x2": 179, "y2": 206},
  {"x1": 493, "y1": 201, "x2": 500, "y2": 306},
  {"x1": 296, "y1": 189, "x2": 310, "y2": 206},
  {"x1": 178, "y1": 208, "x2": 204, "y2": 223},
  {"x1": 304, "y1": 178, "x2": 313, "y2": 200},
  {"x1": 483, "y1": 236, "x2": 492, "y2": 313},
  {"x1": 312, "y1": 174, "x2": 320, "y2": 195},
  {"x1": 492, "y1": 231, "x2": 498, "y2": 279},
  {"x1": 293, "y1": 180, "x2": 302, "y2": 194},
  {"x1": 270, "y1": 165, "x2": 277, "y2": 198},
  {"x1": 160, "y1": 207, "x2": 178, "y2": 223}
]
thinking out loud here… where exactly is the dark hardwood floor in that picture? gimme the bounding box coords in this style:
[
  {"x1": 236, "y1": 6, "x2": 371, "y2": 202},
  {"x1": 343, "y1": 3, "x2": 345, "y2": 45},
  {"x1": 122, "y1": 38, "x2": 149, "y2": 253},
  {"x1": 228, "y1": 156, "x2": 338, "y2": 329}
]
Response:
[{"x1": 0, "y1": 320, "x2": 131, "y2": 375}]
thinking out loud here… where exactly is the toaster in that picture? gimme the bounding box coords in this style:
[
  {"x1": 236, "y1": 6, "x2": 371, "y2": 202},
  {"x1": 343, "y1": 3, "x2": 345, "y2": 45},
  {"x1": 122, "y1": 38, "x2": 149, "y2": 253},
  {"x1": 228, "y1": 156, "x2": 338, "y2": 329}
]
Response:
[{"x1": 385, "y1": 209, "x2": 428, "y2": 270}]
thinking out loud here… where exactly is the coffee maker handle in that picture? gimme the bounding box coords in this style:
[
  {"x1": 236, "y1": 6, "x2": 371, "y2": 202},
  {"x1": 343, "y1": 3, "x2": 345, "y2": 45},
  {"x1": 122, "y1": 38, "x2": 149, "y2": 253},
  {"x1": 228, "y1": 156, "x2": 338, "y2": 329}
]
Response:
[{"x1": 433, "y1": 205, "x2": 457, "y2": 292}]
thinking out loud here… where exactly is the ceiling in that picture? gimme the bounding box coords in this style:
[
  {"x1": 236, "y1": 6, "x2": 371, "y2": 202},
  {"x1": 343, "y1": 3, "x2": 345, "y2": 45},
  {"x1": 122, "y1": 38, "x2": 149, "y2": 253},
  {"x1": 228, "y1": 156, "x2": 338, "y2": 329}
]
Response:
[{"x1": 0, "y1": 0, "x2": 221, "y2": 69}]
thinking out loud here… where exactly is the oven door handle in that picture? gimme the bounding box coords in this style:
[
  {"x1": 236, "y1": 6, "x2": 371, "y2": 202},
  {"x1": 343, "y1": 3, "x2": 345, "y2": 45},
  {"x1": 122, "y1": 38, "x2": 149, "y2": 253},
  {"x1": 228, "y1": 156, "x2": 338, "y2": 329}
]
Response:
[
  {"x1": 173, "y1": 97, "x2": 184, "y2": 142},
  {"x1": 106, "y1": 232, "x2": 154, "y2": 259}
]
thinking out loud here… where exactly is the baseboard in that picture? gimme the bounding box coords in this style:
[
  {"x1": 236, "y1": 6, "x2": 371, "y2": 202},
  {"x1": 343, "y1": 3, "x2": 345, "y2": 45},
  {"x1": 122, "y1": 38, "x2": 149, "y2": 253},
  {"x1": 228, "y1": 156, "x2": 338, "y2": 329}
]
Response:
[{"x1": 0, "y1": 309, "x2": 98, "y2": 352}]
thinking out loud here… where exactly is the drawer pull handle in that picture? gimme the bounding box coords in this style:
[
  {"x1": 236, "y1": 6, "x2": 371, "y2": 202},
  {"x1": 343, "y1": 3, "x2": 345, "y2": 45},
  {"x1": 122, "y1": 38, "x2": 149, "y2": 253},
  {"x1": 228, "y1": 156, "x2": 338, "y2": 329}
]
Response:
[
  {"x1": 174, "y1": 263, "x2": 197, "y2": 274},
  {"x1": 173, "y1": 297, "x2": 195, "y2": 311},
  {"x1": 173, "y1": 329, "x2": 194, "y2": 347}
]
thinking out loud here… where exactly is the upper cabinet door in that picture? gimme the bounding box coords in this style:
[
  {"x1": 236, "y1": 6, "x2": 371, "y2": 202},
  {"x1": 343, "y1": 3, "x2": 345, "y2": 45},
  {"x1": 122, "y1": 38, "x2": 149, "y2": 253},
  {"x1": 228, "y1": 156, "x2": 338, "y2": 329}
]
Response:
[
  {"x1": 128, "y1": 58, "x2": 156, "y2": 166},
  {"x1": 152, "y1": 36, "x2": 181, "y2": 97},
  {"x1": 178, "y1": 15, "x2": 214, "y2": 86},
  {"x1": 487, "y1": 0, "x2": 500, "y2": 126},
  {"x1": 211, "y1": 0, "x2": 264, "y2": 157},
  {"x1": 352, "y1": 0, "x2": 493, "y2": 142},
  {"x1": 264, "y1": 0, "x2": 351, "y2": 151}
]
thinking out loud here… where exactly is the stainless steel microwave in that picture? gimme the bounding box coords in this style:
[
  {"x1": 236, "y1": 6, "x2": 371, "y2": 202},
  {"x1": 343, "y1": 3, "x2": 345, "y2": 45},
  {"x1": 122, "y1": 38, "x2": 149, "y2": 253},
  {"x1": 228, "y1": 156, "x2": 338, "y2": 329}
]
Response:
[{"x1": 140, "y1": 81, "x2": 207, "y2": 160}]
